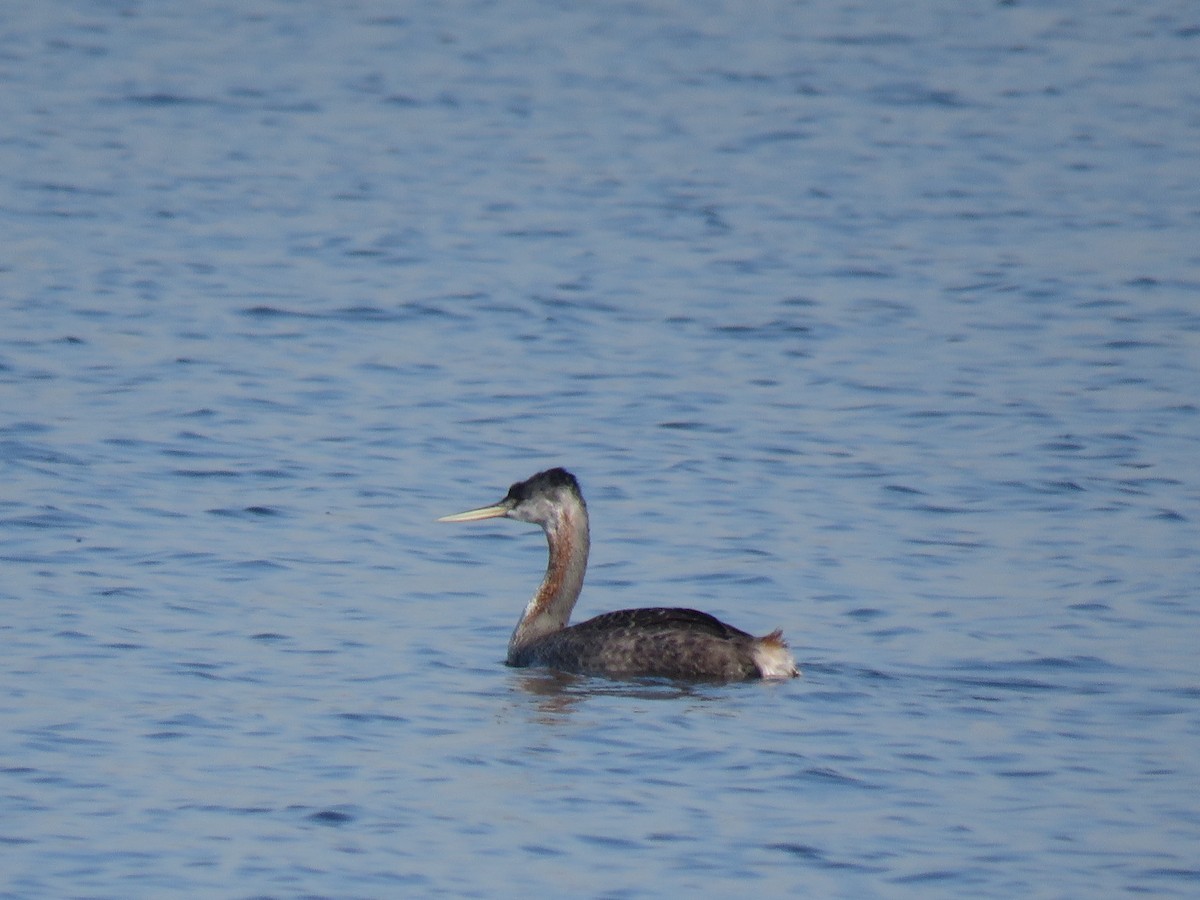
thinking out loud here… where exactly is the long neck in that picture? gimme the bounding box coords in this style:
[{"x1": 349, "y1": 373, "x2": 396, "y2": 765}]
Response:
[{"x1": 507, "y1": 497, "x2": 590, "y2": 660}]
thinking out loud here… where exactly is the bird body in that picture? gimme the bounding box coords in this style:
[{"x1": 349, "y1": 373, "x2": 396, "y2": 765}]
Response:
[{"x1": 440, "y1": 468, "x2": 798, "y2": 681}]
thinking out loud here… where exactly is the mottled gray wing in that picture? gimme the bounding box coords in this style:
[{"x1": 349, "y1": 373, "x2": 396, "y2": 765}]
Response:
[
  {"x1": 521, "y1": 607, "x2": 759, "y2": 680},
  {"x1": 569, "y1": 607, "x2": 754, "y2": 640}
]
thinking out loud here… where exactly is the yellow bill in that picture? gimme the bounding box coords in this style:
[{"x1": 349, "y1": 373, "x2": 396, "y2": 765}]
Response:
[{"x1": 437, "y1": 503, "x2": 510, "y2": 523}]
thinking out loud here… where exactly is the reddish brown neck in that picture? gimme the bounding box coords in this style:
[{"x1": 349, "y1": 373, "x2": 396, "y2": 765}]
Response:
[{"x1": 507, "y1": 500, "x2": 590, "y2": 660}]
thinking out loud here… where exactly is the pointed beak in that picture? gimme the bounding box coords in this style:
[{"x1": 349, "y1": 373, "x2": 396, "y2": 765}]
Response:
[{"x1": 437, "y1": 501, "x2": 511, "y2": 523}]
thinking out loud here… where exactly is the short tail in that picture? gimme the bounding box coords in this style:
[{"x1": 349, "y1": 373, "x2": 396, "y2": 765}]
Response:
[{"x1": 752, "y1": 629, "x2": 799, "y2": 679}]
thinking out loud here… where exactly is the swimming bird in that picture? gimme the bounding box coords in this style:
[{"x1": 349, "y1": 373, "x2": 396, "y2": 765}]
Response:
[{"x1": 439, "y1": 468, "x2": 798, "y2": 681}]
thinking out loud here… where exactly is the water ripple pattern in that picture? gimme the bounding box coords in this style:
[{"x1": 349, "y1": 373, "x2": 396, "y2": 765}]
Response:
[{"x1": 2, "y1": 1, "x2": 1198, "y2": 897}]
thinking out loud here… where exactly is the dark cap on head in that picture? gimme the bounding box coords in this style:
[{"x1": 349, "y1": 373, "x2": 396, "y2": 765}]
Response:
[{"x1": 504, "y1": 467, "x2": 581, "y2": 504}]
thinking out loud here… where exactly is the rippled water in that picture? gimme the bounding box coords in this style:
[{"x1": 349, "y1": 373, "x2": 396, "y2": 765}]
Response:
[{"x1": 3, "y1": 1, "x2": 1199, "y2": 896}]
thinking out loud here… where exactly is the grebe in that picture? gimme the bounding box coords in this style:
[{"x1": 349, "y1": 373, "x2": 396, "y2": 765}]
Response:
[{"x1": 439, "y1": 468, "x2": 798, "y2": 681}]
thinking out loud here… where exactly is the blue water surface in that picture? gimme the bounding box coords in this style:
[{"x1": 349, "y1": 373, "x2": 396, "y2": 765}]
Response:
[{"x1": 2, "y1": 1, "x2": 1198, "y2": 896}]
